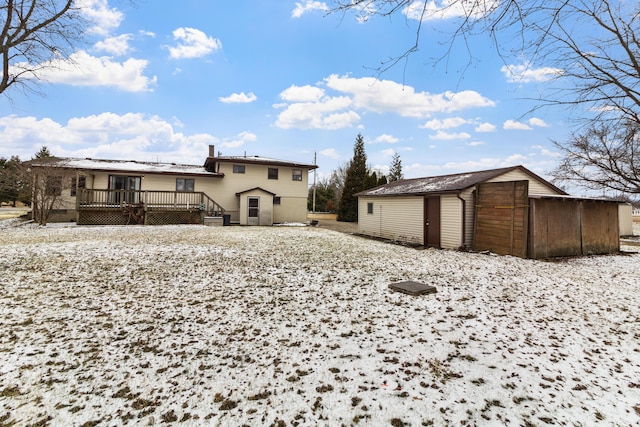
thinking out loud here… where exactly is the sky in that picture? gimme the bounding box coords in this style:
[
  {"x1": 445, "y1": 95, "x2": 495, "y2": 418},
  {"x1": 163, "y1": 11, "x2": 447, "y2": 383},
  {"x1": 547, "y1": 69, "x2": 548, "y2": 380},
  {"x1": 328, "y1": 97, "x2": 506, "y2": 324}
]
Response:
[{"x1": 0, "y1": 0, "x2": 577, "y2": 189}]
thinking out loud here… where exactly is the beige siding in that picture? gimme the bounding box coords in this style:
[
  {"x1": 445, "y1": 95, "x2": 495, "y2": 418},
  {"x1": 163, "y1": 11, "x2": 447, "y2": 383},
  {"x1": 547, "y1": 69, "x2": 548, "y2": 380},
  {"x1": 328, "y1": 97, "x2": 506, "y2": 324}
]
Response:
[
  {"x1": 486, "y1": 170, "x2": 562, "y2": 195},
  {"x1": 199, "y1": 162, "x2": 309, "y2": 223},
  {"x1": 274, "y1": 197, "x2": 307, "y2": 223},
  {"x1": 440, "y1": 194, "x2": 463, "y2": 249},
  {"x1": 358, "y1": 197, "x2": 423, "y2": 245}
]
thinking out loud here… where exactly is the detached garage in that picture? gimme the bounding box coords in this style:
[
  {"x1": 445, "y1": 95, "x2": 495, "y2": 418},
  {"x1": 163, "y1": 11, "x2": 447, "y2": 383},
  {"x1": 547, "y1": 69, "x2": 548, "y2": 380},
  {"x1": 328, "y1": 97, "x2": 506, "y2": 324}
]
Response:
[{"x1": 356, "y1": 165, "x2": 621, "y2": 258}]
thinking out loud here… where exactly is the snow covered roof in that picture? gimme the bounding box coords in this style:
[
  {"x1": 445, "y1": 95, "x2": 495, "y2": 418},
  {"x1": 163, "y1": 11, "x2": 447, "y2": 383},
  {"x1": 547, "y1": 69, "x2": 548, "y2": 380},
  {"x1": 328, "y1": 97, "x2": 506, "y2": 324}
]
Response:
[
  {"x1": 31, "y1": 157, "x2": 224, "y2": 177},
  {"x1": 356, "y1": 165, "x2": 565, "y2": 197}
]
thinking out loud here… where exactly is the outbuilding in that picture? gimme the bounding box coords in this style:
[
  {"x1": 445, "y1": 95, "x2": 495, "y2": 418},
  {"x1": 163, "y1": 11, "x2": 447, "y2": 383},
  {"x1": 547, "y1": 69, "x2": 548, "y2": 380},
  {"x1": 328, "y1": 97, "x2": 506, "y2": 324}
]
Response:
[{"x1": 355, "y1": 165, "x2": 621, "y2": 258}]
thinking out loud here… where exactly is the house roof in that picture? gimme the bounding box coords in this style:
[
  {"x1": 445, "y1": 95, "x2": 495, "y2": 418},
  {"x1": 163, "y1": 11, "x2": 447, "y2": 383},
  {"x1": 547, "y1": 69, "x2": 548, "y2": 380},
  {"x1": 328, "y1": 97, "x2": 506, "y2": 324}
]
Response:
[
  {"x1": 205, "y1": 155, "x2": 318, "y2": 170},
  {"x1": 31, "y1": 157, "x2": 225, "y2": 177},
  {"x1": 355, "y1": 165, "x2": 567, "y2": 197},
  {"x1": 235, "y1": 187, "x2": 277, "y2": 196}
]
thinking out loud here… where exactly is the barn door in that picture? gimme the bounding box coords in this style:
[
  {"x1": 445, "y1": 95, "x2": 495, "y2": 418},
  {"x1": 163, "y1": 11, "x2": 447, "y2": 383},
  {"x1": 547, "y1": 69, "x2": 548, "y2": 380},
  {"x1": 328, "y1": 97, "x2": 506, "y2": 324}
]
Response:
[
  {"x1": 423, "y1": 197, "x2": 441, "y2": 248},
  {"x1": 473, "y1": 181, "x2": 529, "y2": 257}
]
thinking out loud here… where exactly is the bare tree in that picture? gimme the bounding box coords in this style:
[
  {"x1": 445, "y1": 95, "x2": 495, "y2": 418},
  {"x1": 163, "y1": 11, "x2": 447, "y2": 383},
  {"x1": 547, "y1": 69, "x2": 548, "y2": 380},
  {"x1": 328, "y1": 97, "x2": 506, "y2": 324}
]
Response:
[
  {"x1": 1, "y1": 0, "x2": 84, "y2": 96},
  {"x1": 29, "y1": 156, "x2": 74, "y2": 225},
  {"x1": 552, "y1": 122, "x2": 640, "y2": 195}
]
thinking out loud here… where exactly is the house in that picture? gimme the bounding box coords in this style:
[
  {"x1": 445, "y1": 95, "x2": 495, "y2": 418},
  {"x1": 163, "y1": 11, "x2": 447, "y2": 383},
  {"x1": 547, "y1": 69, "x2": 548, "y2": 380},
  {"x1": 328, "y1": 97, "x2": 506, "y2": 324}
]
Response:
[
  {"x1": 32, "y1": 145, "x2": 317, "y2": 226},
  {"x1": 355, "y1": 165, "x2": 621, "y2": 258}
]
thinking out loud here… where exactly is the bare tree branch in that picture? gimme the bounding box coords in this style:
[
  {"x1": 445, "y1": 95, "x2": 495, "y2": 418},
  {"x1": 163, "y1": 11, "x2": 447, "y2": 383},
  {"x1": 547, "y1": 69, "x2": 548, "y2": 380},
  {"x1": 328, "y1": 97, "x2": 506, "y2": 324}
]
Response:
[{"x1": 0, "y1": 0, "x2": 83, "y2": 96}]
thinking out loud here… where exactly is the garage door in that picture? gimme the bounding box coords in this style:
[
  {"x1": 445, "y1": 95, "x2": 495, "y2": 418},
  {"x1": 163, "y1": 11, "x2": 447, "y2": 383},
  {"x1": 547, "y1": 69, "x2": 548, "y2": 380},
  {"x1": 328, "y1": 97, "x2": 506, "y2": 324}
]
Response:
[{"x1": 473, "y1": 180, "x2": 529, "y2": 257}]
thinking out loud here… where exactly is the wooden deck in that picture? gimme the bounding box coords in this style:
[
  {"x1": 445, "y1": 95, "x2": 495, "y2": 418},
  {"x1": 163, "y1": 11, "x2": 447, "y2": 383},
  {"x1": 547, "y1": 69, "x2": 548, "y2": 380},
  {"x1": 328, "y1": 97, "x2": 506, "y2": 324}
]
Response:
[{"x1": 76, "y1": 189, "x2": 225, "y2": 225}]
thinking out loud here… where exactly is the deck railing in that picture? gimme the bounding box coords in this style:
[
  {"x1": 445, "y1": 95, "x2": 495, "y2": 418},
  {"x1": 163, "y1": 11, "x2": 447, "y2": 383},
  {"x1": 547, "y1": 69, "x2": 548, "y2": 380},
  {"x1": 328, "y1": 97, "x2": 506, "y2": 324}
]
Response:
[{"x1": 77, "y1": 189, "x2": 225, "y2": 216}]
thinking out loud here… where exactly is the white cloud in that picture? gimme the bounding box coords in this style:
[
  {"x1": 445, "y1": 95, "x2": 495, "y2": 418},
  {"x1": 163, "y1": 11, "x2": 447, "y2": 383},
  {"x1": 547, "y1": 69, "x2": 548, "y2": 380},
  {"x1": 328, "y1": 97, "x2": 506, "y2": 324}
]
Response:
[
  {"x1": 78, "y1": 0, "x2": 124, "y2": 36},
  {"x1": 94, "y1": 34, "x2": 133, "y2": 55},
  {"x1": 504, "y1": 117, "x2": 549, "y2": 130},
  {"x1": 504, "y1": 153, "x2": 527, "y2": 164},
  {"x1": 429, "y1": 131, "x2": 471, "y2": 140},
  {"x1": 404, "y1": 0, "x2": 498, "y2": 21},
  {"x1": 501, "y1": 63, "x2": 563, "y2": 83},
  {"x1": 531, "y1": 144, "x2": 561, "y2": 158},
  {"x1": 11, "y1": 50, "x2": 156, "y2": 92},
  {"x1": 219, "y1": 92, "x2": 258, "y2": 104},
  {"x1": 220, "y1": 131, "x2": 257, "y2": 148},
  {"x1": 325, "y1": 74, "x2": 495, "y2": 117},
  {"x1": 475, "y1": 122, "x2": 496, "y2": 132},
  {"x1": 280, "y1": 85, "x2": 325, "y2": 102},
  {"x1": 373, "y1": 134, "x2": 400, "y2": 144},
  {"x1": 0, "y1": 112, "x2": 219, "y2": 165},
  {"x1": 291, "y1": 1, "x2": 328, "y2": 18},
  {"x1": 467, "y1": 141, "x2": 485, "y2": 146},
  {"x1": 503, "y1": 120, "x2": 532, "y2": 130},
  {"x1": 319, "y1": 148, "x2": 341, "y2": 160},
  {"x1": 422, "y1": 117, "x2": 468, "y2": 130},
  {"x1": 528, "y1": 117, "x2": 549, "y2": 127},
  {"x1": 168, "y1": 27, "x2": 221, "y2": 59},
  {"x1": 274, "y1": 75, "x2": 494, "y2": 130},
  {"x1": 275, "y1": 95, "x2": 359, "y2": 130}
]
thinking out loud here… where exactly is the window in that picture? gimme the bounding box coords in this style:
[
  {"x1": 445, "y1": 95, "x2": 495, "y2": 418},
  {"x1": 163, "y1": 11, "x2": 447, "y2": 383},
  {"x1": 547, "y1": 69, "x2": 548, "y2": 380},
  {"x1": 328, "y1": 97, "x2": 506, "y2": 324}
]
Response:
[
  {"x1": 248, "y1": 197, "x2": 259, "y2": 218},
  {"x1": 367, "y1": 202, "x2": 374, "y2": 214},
  {"x1": 233, "y1": 165, "x2": 245, "y2": 174},
  {"x1": 268, "y1": 168, "x2": 278, "y2": 180},
  {"x1": 70, "y1": 175, "x2": 86, "y2": 197},
  {"x1": 273, "y1": 196, "x2": 281, "y2": 205},
  {"x1": 176, "y1": 178, "x2": 194, "y2": 192},
  {"x1": 292, "y1": 169, "x2": 302, "y2": 181}
]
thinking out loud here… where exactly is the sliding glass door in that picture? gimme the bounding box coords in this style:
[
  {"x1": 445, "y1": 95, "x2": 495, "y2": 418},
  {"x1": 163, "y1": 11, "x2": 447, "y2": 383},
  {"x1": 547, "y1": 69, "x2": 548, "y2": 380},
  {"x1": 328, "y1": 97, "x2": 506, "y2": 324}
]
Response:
[{"x1": 109, "y1": 175, "x2": 141, "y2": 204}]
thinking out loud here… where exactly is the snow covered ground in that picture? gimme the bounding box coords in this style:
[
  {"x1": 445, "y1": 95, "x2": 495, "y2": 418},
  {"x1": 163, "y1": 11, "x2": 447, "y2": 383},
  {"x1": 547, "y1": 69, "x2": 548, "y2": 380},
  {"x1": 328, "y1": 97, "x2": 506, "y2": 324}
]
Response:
[{"x1": 1, "y1": 222, "x2": 639, "y2": 426}]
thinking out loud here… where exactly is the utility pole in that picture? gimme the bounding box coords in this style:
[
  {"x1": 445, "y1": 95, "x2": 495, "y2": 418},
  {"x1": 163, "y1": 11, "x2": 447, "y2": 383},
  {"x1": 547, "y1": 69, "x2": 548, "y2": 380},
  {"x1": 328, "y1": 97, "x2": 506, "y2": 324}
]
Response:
[{"x1": 312, "y1": 152, "x2": 317, "y2": 213}]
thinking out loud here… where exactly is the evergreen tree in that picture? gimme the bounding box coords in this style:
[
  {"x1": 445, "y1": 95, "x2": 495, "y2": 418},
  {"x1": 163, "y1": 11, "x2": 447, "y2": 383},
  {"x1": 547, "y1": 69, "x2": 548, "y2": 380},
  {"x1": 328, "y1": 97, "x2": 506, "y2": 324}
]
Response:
[
  {"x1": 0, "y1": 156, "x2": 27, "y2": 206},
  {"x1": 388, "y1": 152, "x2": 404, "y2": 182},
  {"x1": 338, "y1": 133, "x2": 367, "y2": 222},
  {"x1": 34, "y1": 146, "x2": 52, "y2": 159},
  {"x1": 365, "y1": 171, "x2": 379, "y2": 190}
]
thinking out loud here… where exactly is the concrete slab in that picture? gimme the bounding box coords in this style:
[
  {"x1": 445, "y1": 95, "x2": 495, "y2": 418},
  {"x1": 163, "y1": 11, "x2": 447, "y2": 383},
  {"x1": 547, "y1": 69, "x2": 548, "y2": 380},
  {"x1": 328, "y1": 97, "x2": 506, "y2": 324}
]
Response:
[{"x1": 388, "y1": 281, "x2": 437, "y2": 296}]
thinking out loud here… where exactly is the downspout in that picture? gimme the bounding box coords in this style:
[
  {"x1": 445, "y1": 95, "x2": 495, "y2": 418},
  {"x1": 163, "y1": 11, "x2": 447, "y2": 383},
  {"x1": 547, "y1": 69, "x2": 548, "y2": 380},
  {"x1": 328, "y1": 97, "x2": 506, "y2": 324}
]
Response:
[{"x1": 457, "y1": 191, "x2": 466, "y2": 249}]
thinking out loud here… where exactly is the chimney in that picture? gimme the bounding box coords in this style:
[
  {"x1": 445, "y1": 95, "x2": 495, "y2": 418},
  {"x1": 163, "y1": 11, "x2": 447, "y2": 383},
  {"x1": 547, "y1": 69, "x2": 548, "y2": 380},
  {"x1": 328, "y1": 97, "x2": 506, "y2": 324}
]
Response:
[{"x1": 208, "y1": 145, "x2": 215, "y2": 157}]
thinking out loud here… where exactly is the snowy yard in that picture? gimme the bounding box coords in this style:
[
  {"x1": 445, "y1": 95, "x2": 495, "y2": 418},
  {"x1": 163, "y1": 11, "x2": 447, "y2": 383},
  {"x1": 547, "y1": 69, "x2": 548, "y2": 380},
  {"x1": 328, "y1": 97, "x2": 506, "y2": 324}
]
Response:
[{"x1": 1, "y1": 222, "x2": 639, "y2": 426}]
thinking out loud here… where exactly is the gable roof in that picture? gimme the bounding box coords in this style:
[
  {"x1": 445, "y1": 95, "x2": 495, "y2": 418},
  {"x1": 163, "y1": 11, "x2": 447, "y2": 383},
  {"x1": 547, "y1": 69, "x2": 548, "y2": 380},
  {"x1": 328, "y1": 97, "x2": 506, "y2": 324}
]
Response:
[
  {"x1": 235, "y1": 187, "x2": 276, "y2": 196},
  {"x1": 355, "y1": 165, "x2": 567, "y2": 197}
]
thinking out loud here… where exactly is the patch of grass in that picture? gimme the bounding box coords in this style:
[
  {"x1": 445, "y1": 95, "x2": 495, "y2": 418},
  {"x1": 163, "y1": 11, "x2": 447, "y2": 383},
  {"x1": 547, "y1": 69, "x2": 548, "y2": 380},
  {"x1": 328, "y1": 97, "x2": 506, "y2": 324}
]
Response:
[
  {"x1": 219, "y1": 399, "x2": 237, "y2": 410},
  {"x1": 247, "y1": 391, "x2": 271, "y2": 401},
  {"x1": 1, "y1": 386, "x2": 20, "y2": 397},
  {"x1": 316, "y1": 384, "x2": 334, "y2": 393}
]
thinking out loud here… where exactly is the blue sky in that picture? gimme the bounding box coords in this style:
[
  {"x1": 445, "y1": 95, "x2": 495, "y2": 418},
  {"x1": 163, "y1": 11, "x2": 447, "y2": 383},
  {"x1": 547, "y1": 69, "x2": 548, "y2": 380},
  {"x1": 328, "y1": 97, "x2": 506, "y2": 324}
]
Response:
[{"x1": 0, "y1": 0, "x2": 573, "y2": 185}]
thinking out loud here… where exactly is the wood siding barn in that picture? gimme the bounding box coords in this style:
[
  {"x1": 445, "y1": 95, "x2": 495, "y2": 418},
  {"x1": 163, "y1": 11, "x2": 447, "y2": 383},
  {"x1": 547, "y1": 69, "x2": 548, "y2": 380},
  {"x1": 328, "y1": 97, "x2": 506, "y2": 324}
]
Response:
[{"x1": 356, "y1": 165, "x2": 622, "y2": 258}]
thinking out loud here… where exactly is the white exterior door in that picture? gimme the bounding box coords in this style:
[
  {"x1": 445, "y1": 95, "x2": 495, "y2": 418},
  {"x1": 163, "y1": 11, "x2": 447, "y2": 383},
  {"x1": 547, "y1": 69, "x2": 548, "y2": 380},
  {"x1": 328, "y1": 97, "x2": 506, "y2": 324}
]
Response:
[{"x1": 247, "y1": 197, "x2": 260, "y2": 225}]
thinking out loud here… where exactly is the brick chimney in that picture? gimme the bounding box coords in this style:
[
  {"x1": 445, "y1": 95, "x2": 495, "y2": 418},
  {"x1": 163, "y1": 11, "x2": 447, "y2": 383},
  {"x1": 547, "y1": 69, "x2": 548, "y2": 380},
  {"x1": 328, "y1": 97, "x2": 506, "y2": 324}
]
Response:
[{"x1": 208, "y1": 145, "x2": 215, "y2": 157}]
